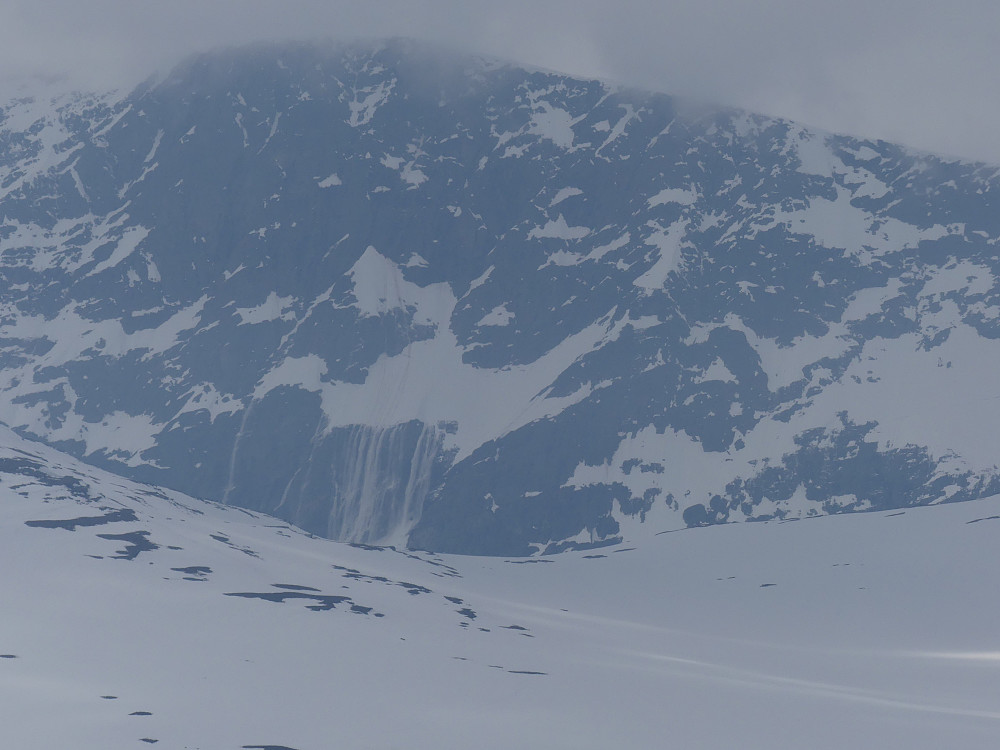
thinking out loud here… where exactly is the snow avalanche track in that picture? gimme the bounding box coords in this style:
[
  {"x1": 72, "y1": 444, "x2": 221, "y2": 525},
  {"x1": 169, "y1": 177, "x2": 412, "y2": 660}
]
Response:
[{"x1": 2, "y1": 426, "x2": 999, "y2": 749}]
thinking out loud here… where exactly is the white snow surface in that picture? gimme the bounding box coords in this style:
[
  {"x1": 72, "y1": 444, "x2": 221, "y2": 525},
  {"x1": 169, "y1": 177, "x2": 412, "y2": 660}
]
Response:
[
  {"x1": 347, "y1": 78, "x2": 395, "y2": 127},
  {"x1": 3, "y1": 426, "x2": 1000, "y2": 749},
  {"x1": 527, "y1": 100, "x2": 578, "y2": 149},
  {"x1": 528, "y1": 214, "x2": 591, "y2": 241},
  {"x1": 477, "y1": 303, "x2": 515, "y2": 327},
  {"x1": 346, "y1": 245, "x2": 414, "y2": 318},
  {"x1": 0, "y1": 295, "x2": 214, "y2": 456},
  {"x1": 233, "y1": 291, "x2": 297, "y2": 326},
  {"x1": 647, "y1": 186, "x2": 697, "y2": 207},
  {"x1": 254, "y1": 246, "x2": 635, "y2": 461},
  {"x1": 633, "y1": 218, "x2": 686, "y2": 292},
  {"x1": 255, "y1": 295, "x2": 624, "y2": 462},
  {"x1": 549, "y1": 186, "x2": 583, "y2": 206},
  {"x1": 316, "y1": 172, "x2": 342, "y2": 187},
  {"x1": 84, "y1": 225, "x2": 151, "y2": 278}
]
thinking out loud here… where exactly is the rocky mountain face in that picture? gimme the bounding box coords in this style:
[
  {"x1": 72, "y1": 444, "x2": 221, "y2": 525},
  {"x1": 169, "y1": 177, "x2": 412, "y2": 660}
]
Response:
[{"x1": 3, "y1": 39, "x2": 1000, "y2": 554}]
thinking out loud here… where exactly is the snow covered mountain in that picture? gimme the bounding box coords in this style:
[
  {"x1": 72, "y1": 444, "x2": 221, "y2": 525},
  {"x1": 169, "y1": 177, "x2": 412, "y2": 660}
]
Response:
[
  {"x1": 3, "y1": 39, "x2": 1000, "y2": 555},
  {"x1": 4, "y1": 424, "x2": 1000, "y2": 748}
]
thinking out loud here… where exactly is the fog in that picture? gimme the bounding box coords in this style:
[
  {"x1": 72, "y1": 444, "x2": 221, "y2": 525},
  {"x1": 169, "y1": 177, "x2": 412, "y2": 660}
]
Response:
[{"x1": 3, "y1": 1, "x2": 1000, "y2": 163}]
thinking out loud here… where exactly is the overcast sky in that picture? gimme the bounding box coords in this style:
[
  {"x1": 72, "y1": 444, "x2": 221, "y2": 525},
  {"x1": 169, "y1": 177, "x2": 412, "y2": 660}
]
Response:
[{"x1": 3, "y1": 1, "x2": 1000, "y2": 163}]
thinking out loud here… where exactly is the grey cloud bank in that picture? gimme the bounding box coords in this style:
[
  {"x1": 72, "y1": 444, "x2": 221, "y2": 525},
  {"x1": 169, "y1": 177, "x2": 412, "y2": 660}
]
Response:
[{"x1": 2, "y1": 0, "x2": 1000, "y2": 163}]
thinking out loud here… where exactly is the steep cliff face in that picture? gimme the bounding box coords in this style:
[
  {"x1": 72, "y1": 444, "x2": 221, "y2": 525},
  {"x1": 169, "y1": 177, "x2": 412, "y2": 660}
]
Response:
[{"x1": 3, "y1": 40, "x2": 1000, "y2": 554}]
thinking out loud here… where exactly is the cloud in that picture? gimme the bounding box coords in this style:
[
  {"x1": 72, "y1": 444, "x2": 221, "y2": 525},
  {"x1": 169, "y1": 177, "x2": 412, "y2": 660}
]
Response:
[{"x1": 3, "y1": 1, "x2": 1000, "y2": 163}]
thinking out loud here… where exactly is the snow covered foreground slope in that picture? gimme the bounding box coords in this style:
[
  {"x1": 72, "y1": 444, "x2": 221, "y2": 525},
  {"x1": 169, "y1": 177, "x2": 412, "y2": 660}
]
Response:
[
  {"x1": 3, "y1": 427, "x2": 1000, "y2": 749},
  {"x1": 5, "y1": 40, "x2": 1000, "y2": 554}
]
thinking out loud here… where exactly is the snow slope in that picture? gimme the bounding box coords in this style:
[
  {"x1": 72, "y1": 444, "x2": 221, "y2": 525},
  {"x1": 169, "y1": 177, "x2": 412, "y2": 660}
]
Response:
[{"x1": 3, "y1": 427, "x2": 1000, "y2": 748}]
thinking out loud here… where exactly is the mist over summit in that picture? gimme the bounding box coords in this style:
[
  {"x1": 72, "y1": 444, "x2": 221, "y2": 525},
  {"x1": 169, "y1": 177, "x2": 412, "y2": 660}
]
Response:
[{"x1": 3, "y1": 39, "x2": 1000, "y2": 555}]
